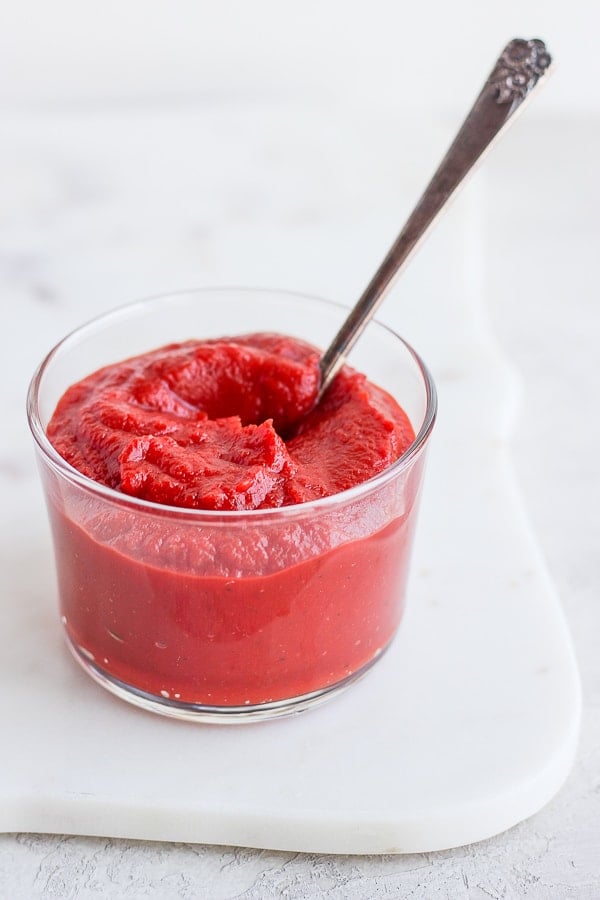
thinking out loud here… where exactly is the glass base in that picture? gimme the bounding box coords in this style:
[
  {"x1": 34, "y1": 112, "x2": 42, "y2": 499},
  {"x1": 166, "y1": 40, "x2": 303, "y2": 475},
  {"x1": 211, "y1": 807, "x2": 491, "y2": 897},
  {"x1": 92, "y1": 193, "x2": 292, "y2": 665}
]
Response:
[{"x1": 66, "y1": 636, "x2": 387, "y2": 723}]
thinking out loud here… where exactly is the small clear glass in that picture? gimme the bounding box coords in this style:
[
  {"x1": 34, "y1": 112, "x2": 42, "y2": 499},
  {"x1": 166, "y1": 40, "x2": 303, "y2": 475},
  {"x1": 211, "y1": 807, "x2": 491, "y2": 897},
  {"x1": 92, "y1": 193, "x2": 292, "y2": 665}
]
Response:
[{"x1": 27, "y1": 289, "x2": 436, "y2": 722}]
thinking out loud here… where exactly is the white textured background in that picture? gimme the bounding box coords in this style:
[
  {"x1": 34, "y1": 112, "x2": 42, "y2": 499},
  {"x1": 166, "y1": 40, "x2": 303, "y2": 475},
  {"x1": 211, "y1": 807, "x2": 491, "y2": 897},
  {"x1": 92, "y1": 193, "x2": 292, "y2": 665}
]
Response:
[
  {"x1": 1, "y1": 1, "x2": 599, "y2": 896},
  {"x1": 0, "y1": 0, "x2": 599, "y2": 116}
]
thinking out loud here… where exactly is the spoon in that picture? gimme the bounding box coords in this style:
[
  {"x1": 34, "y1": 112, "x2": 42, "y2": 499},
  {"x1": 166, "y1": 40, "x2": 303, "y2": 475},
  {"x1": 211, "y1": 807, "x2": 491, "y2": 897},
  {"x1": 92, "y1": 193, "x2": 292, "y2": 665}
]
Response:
[{"x1": 317, "y1": 37, "x2": 552, "y2": 399}]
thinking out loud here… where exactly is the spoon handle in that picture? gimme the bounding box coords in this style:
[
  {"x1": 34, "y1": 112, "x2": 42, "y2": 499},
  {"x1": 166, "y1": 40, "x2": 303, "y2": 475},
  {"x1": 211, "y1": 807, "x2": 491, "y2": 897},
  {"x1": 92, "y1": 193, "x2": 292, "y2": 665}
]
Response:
[{"x1": 318, "y1": 37, "x2": 552, "y2": 395}]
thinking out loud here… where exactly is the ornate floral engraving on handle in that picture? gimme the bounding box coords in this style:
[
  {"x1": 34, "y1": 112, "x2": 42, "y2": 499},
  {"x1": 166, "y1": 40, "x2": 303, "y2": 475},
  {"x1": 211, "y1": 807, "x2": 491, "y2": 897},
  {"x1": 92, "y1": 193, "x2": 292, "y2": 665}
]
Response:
[{"x1": 490, "y1": 38, "x2": 552, "y2": 105}]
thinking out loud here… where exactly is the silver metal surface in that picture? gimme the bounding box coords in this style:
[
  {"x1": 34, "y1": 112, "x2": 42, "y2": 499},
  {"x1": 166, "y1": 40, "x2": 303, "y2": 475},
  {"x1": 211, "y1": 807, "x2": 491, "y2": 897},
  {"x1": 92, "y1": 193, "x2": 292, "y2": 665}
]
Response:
[{"x1": 317, "y1": 37, "x2": 552, "y2": 397}]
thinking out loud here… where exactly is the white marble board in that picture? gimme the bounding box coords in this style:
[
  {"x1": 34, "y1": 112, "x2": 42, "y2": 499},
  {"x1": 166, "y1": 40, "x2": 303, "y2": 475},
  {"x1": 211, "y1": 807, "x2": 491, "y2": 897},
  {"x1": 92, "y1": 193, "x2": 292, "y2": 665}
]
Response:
[{"x1": 0, "y1": 107, "x2": 581, "y2": 854}]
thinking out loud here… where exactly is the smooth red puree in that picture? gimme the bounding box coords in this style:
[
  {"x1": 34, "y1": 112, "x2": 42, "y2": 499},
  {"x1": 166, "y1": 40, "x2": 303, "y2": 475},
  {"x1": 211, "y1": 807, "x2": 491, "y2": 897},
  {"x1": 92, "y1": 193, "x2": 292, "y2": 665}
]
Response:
[{"x1": 47, "y1": 333, "x2": 419, "y2": 706}]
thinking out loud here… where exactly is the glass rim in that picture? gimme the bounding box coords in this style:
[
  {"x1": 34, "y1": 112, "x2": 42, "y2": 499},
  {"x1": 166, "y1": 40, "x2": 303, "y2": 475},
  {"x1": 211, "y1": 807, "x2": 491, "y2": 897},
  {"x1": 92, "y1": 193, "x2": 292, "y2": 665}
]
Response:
[{"x1": 26, "y1": 287, "x2": 437, "y2": 522}]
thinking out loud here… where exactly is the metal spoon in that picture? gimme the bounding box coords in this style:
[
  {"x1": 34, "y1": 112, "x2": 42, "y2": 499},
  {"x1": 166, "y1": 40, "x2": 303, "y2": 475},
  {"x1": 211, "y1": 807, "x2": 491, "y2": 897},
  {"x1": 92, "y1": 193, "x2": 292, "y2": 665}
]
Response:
[{"x1": 317, "y1": 37, "x2": 552, "y2": 399}]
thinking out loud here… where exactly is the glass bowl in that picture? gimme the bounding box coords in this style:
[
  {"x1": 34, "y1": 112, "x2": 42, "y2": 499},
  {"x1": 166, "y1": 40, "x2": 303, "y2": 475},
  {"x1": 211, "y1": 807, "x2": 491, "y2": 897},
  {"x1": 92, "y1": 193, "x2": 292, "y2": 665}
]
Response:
[{"x1": 27, "y1": 288, "x2": 436, "y2": 722}]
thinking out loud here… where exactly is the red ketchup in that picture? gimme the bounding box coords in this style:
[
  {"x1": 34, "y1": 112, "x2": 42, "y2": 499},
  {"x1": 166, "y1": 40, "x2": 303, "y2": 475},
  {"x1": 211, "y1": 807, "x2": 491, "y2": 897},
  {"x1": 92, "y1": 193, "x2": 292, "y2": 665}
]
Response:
[{"x1": 47, "y1": 333, "x2": 419, "y2": 706}]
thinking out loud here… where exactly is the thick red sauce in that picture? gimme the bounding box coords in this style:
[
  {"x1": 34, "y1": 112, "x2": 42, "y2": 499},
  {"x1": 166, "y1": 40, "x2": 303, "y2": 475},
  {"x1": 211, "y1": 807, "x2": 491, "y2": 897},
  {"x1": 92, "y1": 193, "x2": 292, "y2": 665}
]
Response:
[
  {"x1": 48, "y1": 333, "x2": 414, "y2": 510},
  {"x1": 46, "y1": 333, "x2": 419, "y2": 706}
]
